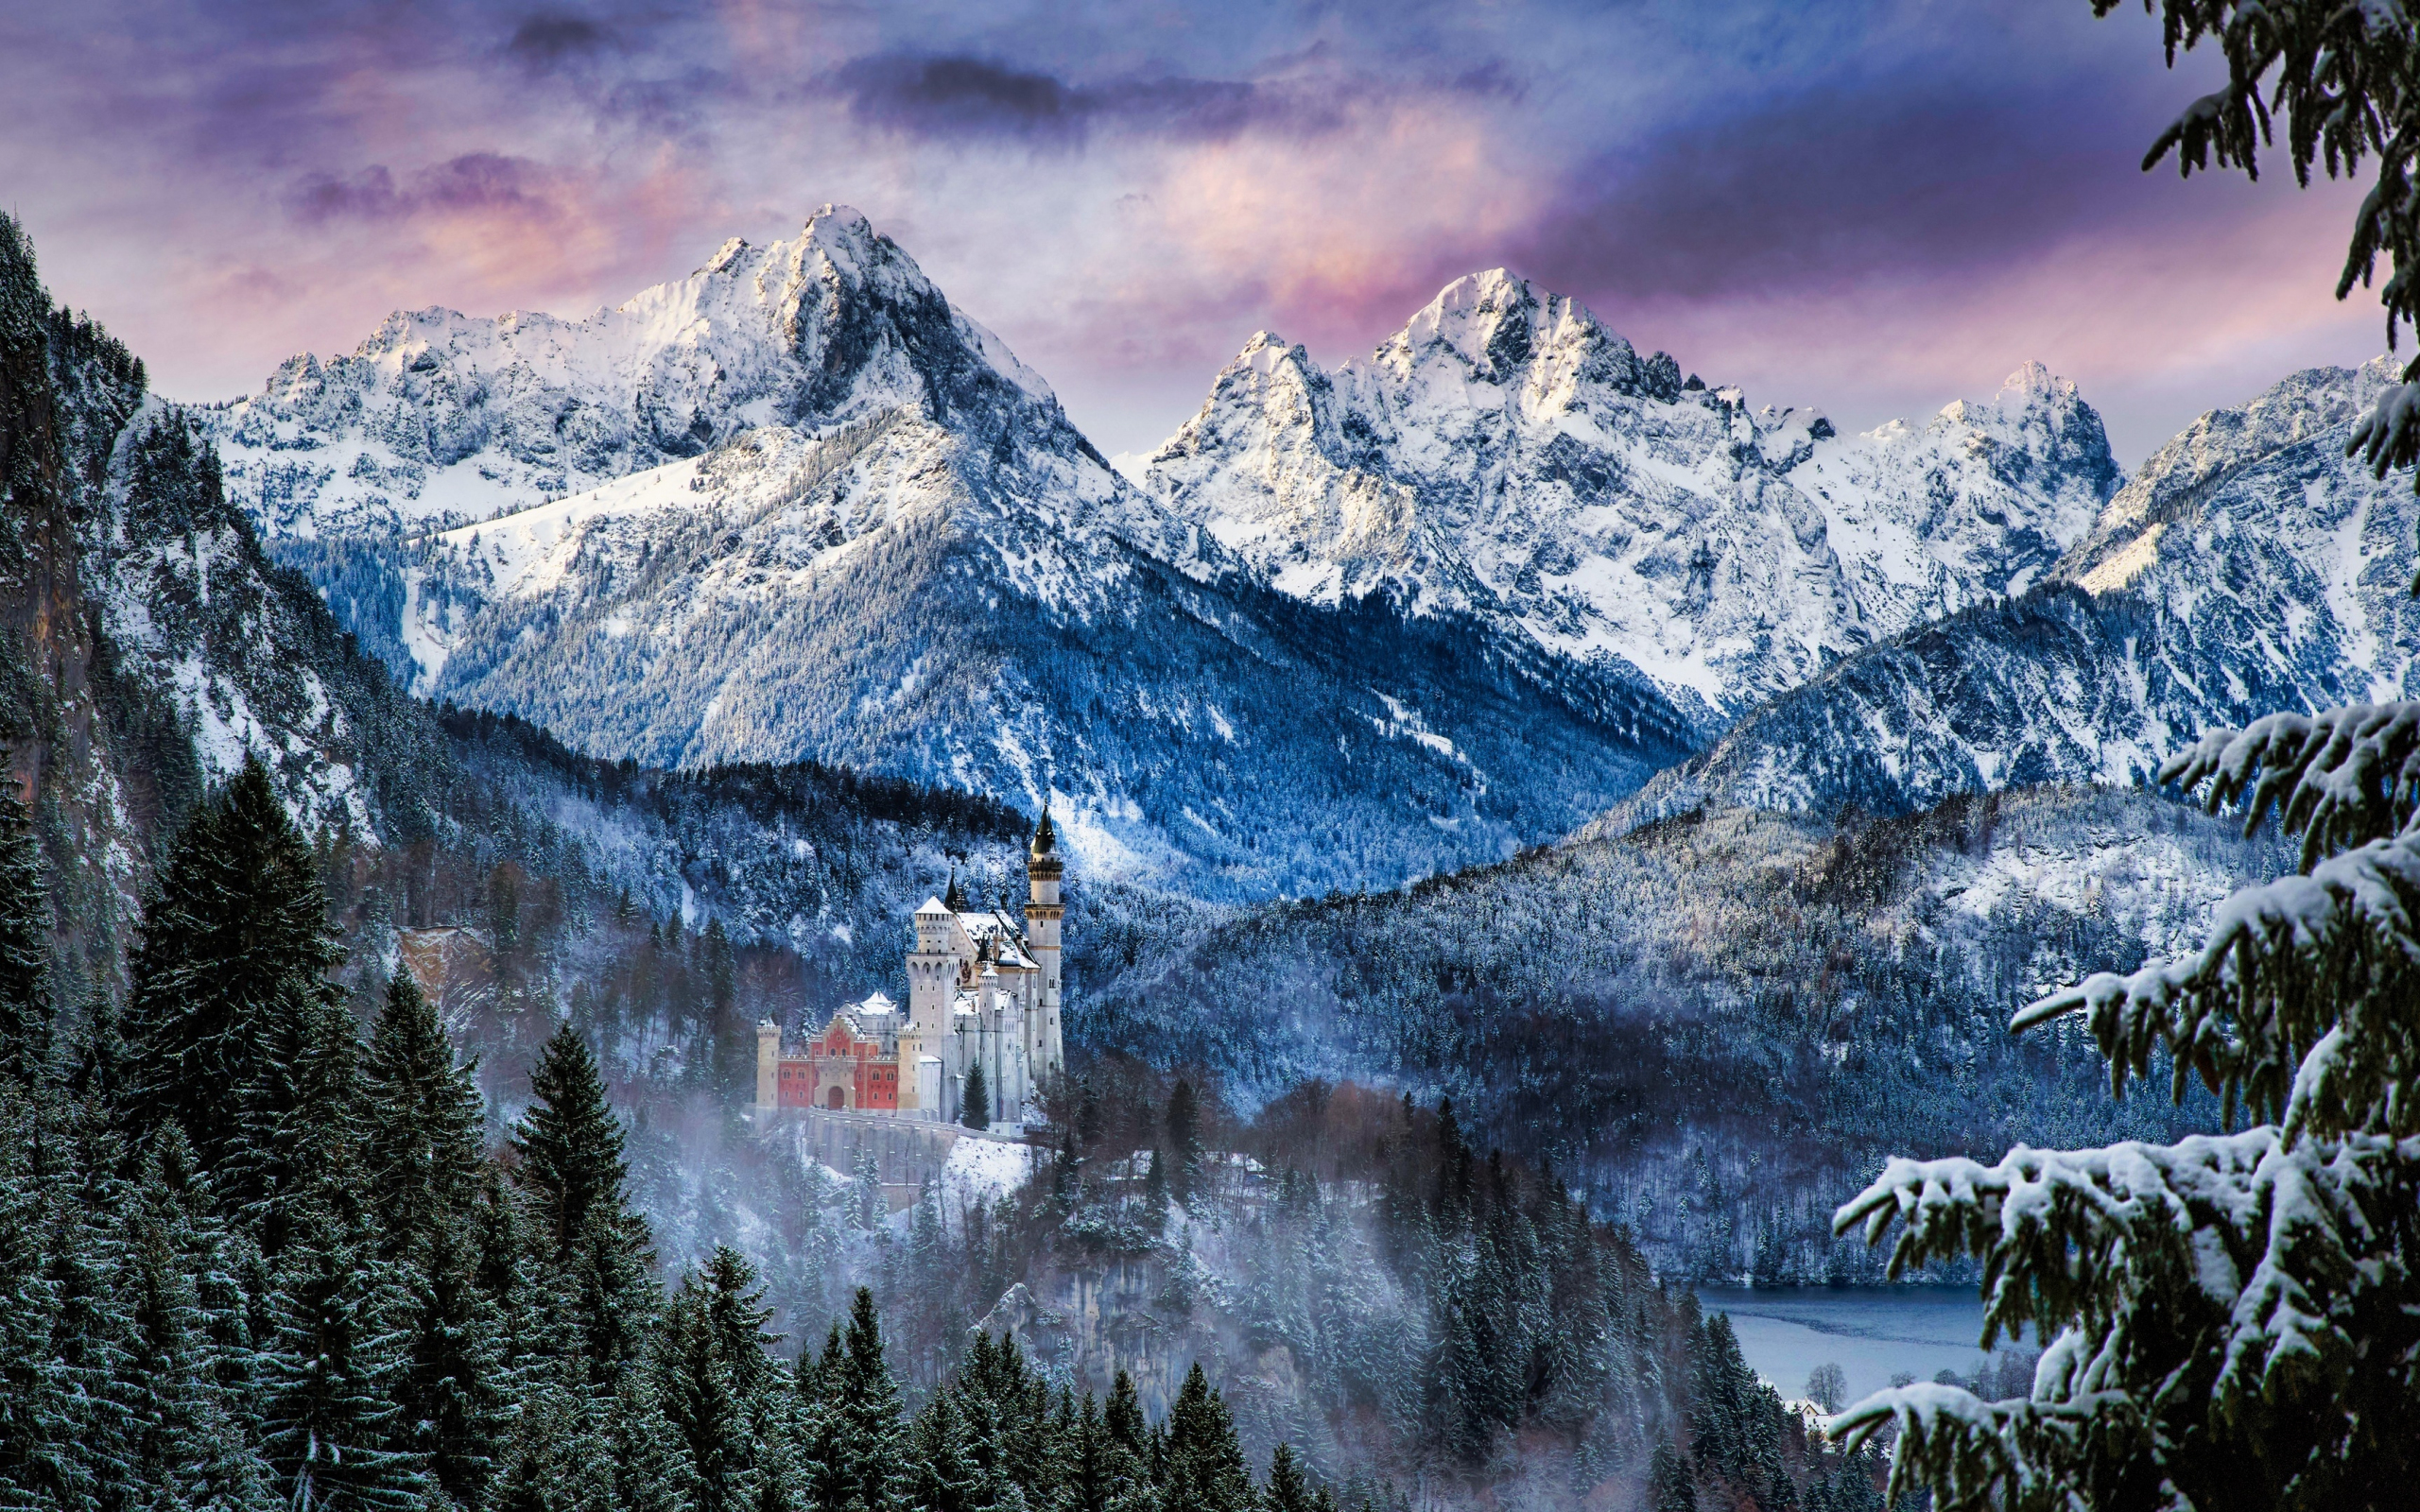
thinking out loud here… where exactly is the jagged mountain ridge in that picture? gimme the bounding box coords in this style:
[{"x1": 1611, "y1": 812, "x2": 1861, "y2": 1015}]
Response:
[
  {"x1": 211, "y1": 208, "x2": 1693, "y2": 899},
  {"x1": 1599, "y1": 359, "x2": 2418, "y2": 828},
  {"x1": 1140, "y1": 271, "x2": 2119, "y2": 730},
  {"x1": 202, "y1": 208, "x2": 1068, "y2": 541}
]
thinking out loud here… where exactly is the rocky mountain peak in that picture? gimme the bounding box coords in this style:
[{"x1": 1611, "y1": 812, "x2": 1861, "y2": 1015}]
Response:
[
  {"x1": 2053, "y1": 358, "x2": 2390, "y2": 593},
  {"x1": 1144, "y1": 275, "x2": 2125, "y2": 727},
  {"x1": 206, "y1": 206, "x2": 1068, "y2": 540},
  {"x1": 1389, "y1": 268, "x2": 1545, "y2": 375}
]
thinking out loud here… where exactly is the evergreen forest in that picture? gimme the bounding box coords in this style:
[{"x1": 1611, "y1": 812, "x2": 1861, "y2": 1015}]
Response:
[{"x1": 0, "y1": 759, "x2": 1895, "y2": 1512}]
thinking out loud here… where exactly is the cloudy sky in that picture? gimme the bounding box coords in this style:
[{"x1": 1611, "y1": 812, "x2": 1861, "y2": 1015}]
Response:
[{"x1": 0, "y1": 0, "x2": 2385, "y2": 462}]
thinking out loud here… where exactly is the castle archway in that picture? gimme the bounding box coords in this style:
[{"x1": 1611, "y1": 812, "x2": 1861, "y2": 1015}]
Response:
[{"x1": 827, "y1": 1086, "x2": 846, "y2": 1110}]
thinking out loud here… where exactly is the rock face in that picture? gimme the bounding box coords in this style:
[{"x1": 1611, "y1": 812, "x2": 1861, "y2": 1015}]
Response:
[
  {"x1": 1599, "y1": 360, "x2": 2418, "y2": 828},
  {"x1": 209, "y1": 210, "x2": 1693, "y2": 899},
  {"x1": 0, "y1": 218, "x2": 446, "y2": 981},
  {"x1": 1141, "y1": 271, "x2": 2119, "y2": 731}
]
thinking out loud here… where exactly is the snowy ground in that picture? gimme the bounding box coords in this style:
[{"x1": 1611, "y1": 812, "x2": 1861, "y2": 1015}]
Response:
[{"x1": 941, "y1": 1136, "x2": 1034, "y2": 1219}]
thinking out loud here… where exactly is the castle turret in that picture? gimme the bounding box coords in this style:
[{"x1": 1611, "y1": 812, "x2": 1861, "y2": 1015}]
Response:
[
  {"x1": 1025, "y1": 805, "x2": 1065, "y2": 1081},
  {"x1": 908, "y1": 895, "x2": 956, "y2": 1041},
  {"x1": 755, "y1": 1020, "x2": 782, "y2": 1113}
]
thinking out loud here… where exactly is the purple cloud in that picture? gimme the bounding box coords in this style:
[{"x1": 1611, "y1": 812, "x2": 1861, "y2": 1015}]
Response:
[
  {"x1": 507, "y1": 12, "x2": 617, "y2": 69},
  {"x1": 826, "y1": 53, "x2": 1363, "y2": 146},
  {"x1": 286, "y1": 154, "x2": 562, "y2": 227}
]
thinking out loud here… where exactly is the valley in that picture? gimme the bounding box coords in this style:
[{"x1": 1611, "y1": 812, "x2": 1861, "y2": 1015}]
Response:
[{"x1": 0, "y1": 197, "x2": 2388, "y2": 1512}]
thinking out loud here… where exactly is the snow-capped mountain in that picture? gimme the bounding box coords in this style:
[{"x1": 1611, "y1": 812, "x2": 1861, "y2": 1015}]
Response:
[
  {"x1": 1139, "y1": 271, "x2": 2119, "y2": 730},
  {"x1": 203, "y1": 207, "x2": 1072, "y2": 541},
  {"x1": 215, "y1": 209, "x2": 1691, "y2": 898},
  {"x1": 1599, "y1": 359, "x2": 2419, "y2": 828}
]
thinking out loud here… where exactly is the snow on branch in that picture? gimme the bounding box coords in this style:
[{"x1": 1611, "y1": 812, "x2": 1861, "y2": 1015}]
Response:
[
  {"x1": 2160, "y1": 701, "x2": 2420, "y2": 873},
  {"x1": 1833, "y1": 1130, "x2": 2420, "y2": 1505},
  {"x1": 2349, "y1": 384, "x2": 2420, "y2": 509},
  {"x1": 2014, "y1": 831, "x2": 2420, "y2": 1138}
]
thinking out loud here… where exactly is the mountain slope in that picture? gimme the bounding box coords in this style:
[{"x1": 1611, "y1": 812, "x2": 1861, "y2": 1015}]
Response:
[
  {"x1": 1, "y1": 215, "x2": 461, "y2": 985},
  {"x1": 212, "y1": 209, "x2": 1692, "y2": 898},
  {"x1": 1603, "y1": 360, "x2": 2416, "y2": 827},
  {"x1": 1081, "y1": 782, "x2": 2274, "y2": 1280},
  {"x1": 1140, "y1": 272, "x2": 2119, "y2": 730}
]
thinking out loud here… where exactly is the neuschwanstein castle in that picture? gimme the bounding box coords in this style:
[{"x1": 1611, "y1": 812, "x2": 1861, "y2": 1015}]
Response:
[{"x1": 753, "y1": 811, "x2": 1066, "y2": 1126}]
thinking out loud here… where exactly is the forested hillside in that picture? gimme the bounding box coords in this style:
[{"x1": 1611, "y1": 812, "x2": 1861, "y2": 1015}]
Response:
[
  {"x1": 1081, "y1": 784, "x2": 2275, "y2": 1280},
  {"x1": 0, "y1": 751, "x2": 1892, "y2": 1512}
]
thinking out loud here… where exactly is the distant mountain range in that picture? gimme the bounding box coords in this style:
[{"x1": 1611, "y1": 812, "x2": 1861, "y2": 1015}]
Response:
[
  {"x1": 1138, "y1": 279, "x2": 2118, "y2": 731},
  {"x1": 6, "y1": 194, "x2": 2391, "y2": 1280},
  {"x1": 1601, "y1": 359, "x2": 2417, "y2": 831},
  {"x1": 194, "y1": 205, "x2": 2184, "y2": 896}
]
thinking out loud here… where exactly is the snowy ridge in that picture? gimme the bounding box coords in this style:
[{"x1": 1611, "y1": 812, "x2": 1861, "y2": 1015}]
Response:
[
  {"x1": 1142, "y1": 271, "x2": 2118, "y2": 730},
  {"x1": 1599, "y1": 359, "x2": 2420, "y2": 829},
  {"x1": 201, "y1": 205, "x2": 1076, "y2": 541},
  {"x1": 213, "y1": 210, "x2": 1692, "y2": 898}
]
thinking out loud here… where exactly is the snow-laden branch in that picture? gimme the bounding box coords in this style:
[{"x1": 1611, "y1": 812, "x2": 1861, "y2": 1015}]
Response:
[
  {"x1": 2159, "y1": 701, "x2": 2420, "y2": 872},
  {"x1": 1833, "y1": 1131, "x2": 2420, "y2": 1509},
  {"x1": 2014, "y1": 829, "x2": 2420, "y2": 1137},
  {"x1": 2348, "y1": 383, "x2": 2420, "y2": 506}
]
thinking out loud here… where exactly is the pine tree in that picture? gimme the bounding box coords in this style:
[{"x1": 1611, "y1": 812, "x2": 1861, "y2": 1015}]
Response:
[
  {"x1": 510, "y1": 1023, "x2": 657, "y2": 1372},
  {"x1": 48, "y1": 1145, "x2": 138, "y2": 1507},
  {"x1": 1648, "y1": 1439, "x2": 1696, "y2": 1512},
  {"x1": 701, "y1": 919, "x2": 744, "y2": 1099},
  {"x1": 0, "y1": 770, "x2": 51, "y2": 1086},
  {"x1": 837, "y1": 1286, "x2": 906, "y2": 1512},
  {"x1": 1685, "y1": 1314, "x2": 1789, "y2": 1511},
  {"x1": 469, "y1": 1164, "x2": 541, "y2": 1382},
  {"x1": 1076, "y1": 1078, "x2": 1103, "y2": 1149},
  {"x1": 1160, "y1": 1365, "x2": 1251, "y2": 1512},
  {"x1": 123, "y1": 758, "x2": 339, "y2": 1171},
  {"x1": 1099, "y1": 1370, "x2": 1155, "y2": 1512},
  {"x1": 909, "y1": 1389, "x2": 982, "y2": 1512},
  {"x1": 497, "y1": 1368, "x2": 618, "y2": 1512},
  {"x1": 606, "y1": 1364, "x2": 691, "y2": 1512},
  {"x1": 395, "y1": 1212, "x2": 510, "y2": 1506},
  {"x1": 258, "y1": 1227, "x2": 424, "y2": 1510},
  {"x1": 1166, "y1": 1082, "x2": 1201, "y2": 1200},
  {"x1": 701, "y1": 1245, "x2": 782, "y2": 1400},
  {"x1": 359, "y1": 972, "x2": 485, "y2": 1265},
  {"x1": 961, "y1": 1062, "x2": 991, "y2": 1130},
  {"x1": 794, "y1": 1325, "x2": 849, "y2": 1512},
  {"x1": 658, "y1": 1270, "x2": 753, "y2": 1512},
  {"x1": 0, "y1": 1088, "x2": 85, "y2": 1506},
  {"x1": 118, "y1": 1125, "x2": 275, "y2": 1510},
  {"x1": 1264, "y1": 1444, "x2": 1312, "y2": 1512},
  {"x1": 221, "y1": 980, "x2": 369, "y2": 1257},
  {"x1": 1835, "y1": 698, "x2": 2420, "y2": 1507},
  {"x1": 1066, "y1": 1391, "x2": 1109, "y2": 1512},
  {"x1": 848, "y1": 1143, "x2": 883, "y2": 1231},
  {"x1": 514, "y1": 1025, "x2": 625, "y2": 1258}
]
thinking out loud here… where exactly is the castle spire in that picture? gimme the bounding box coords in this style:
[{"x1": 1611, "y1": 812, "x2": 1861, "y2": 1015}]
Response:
[
  {"x1": 944, "y1": 866, "x2": 968, "y2": 914},
  {"x1": 1030, "y1": 802, "x2": 1057, "y2": 858}
]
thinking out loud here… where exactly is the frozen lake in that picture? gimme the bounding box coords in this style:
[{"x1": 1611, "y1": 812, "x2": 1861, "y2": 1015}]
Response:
[{"x1": 1698, "y1": 1286, "x2": 2031, "y2": 1407}]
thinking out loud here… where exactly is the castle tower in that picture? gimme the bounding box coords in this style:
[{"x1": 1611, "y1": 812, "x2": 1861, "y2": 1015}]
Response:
[
  {"x1": 755, "y1": 1020, "x2": 782, "y2": 1113},
  {"x1": 1025, "y1": 805, "x2": 1065, "y2": 1081},
  {"x1": 908, "y1": 893, "x2": 956, "y2": 1041}
]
